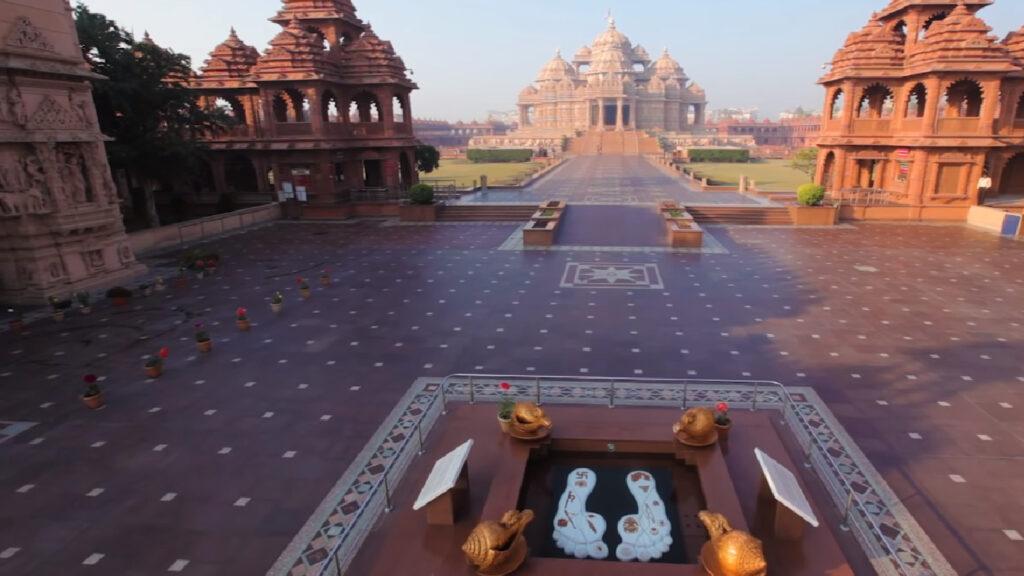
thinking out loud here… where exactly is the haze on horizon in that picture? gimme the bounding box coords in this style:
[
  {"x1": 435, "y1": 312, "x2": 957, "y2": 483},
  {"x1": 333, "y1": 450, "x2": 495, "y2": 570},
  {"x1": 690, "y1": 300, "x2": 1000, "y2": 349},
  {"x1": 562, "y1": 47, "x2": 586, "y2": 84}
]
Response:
[{"x1": 79, "y1": 0, "x2": 1024, "y2": 122}]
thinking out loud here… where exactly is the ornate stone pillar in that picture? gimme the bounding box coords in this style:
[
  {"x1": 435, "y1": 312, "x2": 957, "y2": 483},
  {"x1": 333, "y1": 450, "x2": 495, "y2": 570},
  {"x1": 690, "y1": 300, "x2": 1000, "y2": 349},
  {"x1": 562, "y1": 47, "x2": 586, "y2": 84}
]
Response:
[
  {"x1": 598, "y1": 98, "x2": 606, "y2": 130},
  {"x1": 979, "y1": 79, "x2": 1001, "y2": 135},
  {"x1": 308, "y1": 88, "x2": 325, "y2": 136},
  {"x1": 378, "y1": 89, "x2": 395, "y2": 136},
  {"x1": 629, "y1": 98, "x2": 637, "y2": 129},
  {"x1": 615, "y1": 98, "x2": 624, "y2": 131},
  {"x1": 922, "y1": 77, "x2": 943, "y2": 136},
  {"x1": 382, "y1": 152, "x2": 401, "y2": 190}
]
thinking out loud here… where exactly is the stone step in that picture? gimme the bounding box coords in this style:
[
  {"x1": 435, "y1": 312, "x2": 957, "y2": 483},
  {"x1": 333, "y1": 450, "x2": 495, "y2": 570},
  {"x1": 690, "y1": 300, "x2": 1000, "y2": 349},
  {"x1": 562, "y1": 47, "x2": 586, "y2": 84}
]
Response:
[{"x1": 686, "y1": 207, "x2": 794, "y2": 225}]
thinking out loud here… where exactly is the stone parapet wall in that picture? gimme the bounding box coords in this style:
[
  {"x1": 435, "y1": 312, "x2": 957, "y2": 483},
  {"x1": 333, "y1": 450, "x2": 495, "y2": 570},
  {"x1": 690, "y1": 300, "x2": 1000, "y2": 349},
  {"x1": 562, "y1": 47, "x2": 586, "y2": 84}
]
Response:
[{"x1": 128, "y1": 203, "x2": 282, "y2": 255}]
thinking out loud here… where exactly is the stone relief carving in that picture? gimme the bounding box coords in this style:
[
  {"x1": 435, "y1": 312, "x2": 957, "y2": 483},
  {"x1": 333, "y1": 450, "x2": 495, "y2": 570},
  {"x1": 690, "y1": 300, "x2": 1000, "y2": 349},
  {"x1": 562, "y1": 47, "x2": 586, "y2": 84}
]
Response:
[
  {"x1": 0, "y1": 148, "x2": 51, "y2": 216},
  {"x1": 2, "y1": 86, "x2": 29, "y2": 127},
  {"x1": 57, "y1": 144, "x2": 92, "y2": 203},
  {"x1": 28, "y1": 96, "x2": 87, "y2": 131},
  {"x1": 5, "y1": 17, "x2": 55, "y2": 53}
]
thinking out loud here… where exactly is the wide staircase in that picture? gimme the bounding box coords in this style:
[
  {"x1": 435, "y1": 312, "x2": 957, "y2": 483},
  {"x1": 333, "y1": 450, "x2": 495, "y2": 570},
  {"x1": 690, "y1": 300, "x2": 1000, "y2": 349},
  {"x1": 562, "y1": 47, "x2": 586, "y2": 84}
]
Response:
[
  {"x1": 686, "y1": 206, "x2": 794, "y2": 225},
  {"x1": 568, "y1": 131, "x2": 661, "y2": 157},
  {"x1": 438, "y1": 204, "x2": 538, "y2": 222}
]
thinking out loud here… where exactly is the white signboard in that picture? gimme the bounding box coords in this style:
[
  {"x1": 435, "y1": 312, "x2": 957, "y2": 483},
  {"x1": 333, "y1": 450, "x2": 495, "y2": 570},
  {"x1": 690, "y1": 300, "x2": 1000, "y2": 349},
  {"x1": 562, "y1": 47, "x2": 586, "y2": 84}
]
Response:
[
  {"x1": 413, "y1": 439, "x2": 473, "y2": 511},
  {"x1": 754, "y1": 448, "x2": 819, "y2": 527}
]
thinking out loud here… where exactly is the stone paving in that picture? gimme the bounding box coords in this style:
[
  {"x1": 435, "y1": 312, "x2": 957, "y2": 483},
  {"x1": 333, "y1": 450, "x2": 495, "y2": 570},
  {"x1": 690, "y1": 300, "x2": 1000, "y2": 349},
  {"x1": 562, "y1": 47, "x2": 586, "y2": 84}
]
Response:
[
  {"x1": 458, "y1": 156, "x2": 760, "y2": 205},
  {"x1": 1, "y1": 219, "x2": 1024, "y2": 575}
]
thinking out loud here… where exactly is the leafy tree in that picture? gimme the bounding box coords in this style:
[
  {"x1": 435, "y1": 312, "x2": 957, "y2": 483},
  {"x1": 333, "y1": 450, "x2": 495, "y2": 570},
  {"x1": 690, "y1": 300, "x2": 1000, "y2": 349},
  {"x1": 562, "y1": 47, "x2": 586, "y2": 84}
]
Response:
[
  {"x1": 75, "y1": 3, "x2": 229, "y2": 228},
  {"x1": 790, "y1": 147, "x2": 819, "y2": 177},
  {"x1": 415, "y1": 144, "x2": 441, "y2": 174},
  {"x1": 658, "y1": 136, "x2": 675, "y2": 157}
]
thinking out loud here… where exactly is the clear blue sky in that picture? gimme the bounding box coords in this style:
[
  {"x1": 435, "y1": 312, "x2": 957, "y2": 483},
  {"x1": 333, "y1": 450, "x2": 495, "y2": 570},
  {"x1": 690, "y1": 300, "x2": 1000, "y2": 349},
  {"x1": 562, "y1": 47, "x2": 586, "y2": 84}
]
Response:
[{"x1": 80, "y1": 0, "x2": 1024, "y2": 121}]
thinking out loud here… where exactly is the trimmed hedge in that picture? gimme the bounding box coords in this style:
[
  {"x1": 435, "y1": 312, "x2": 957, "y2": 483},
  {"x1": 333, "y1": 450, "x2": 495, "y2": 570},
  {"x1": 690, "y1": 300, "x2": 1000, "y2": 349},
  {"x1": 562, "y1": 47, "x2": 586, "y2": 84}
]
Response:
[
  {"x1": 797, "y1": 183, "x2": 826, "y2": 206},
  {"x1": 467, "y1": 149, "x2": 533, "y2": 163},
  {"x1": 687, "y1": 148, "x2": 750, "y2": 163},
  {"x1": 408, "y1": 183, "x2": 435, "y2": 205}
]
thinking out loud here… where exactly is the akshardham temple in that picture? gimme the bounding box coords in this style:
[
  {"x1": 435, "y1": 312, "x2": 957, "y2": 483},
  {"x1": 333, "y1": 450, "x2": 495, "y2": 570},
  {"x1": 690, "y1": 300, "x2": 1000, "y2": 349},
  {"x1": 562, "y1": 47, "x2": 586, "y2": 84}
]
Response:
[
  {"x1": 474, "y1": 17, "x2": 707, "y2": 152},
  {"x1": 186, "y1": 0, "x2": 419, "y2": 208},
  {"x1": 815, "y1": 0, "x2": 1024, "y2": 206}
]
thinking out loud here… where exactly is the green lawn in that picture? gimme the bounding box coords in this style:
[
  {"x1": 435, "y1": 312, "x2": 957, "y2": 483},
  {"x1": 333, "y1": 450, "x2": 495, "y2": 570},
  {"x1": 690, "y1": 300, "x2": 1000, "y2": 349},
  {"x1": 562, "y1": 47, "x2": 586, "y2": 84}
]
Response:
[
  {"x1": 687, "y1": 159, "x2": 811, "y2": 191},
  {"x1": 420, "y1": 159, "x2": 545, "y2": 188}
]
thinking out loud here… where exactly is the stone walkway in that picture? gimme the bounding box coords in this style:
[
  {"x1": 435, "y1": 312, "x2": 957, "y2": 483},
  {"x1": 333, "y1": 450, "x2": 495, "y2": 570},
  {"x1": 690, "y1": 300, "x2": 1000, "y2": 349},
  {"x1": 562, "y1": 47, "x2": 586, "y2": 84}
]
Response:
[
  {"x1": 459, "y1": 156, "x2": 759, "y2": 205},
  {"x1": 0, "y1": 220, "x2": 1023, "y2": 574}
]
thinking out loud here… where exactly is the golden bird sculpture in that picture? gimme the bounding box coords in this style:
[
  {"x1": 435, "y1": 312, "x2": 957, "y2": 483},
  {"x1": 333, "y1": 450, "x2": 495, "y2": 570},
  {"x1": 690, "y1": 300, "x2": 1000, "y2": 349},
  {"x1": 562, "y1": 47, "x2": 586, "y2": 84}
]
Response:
[
  {"x1": 508, "y1": 402, "x2": 552, "y2": 440},
  {"x1": 673, "y1": 407, "x2": 719, "y2": 447},
  {"x1": 462, "y1": 509, "x2": 535, "y2": 576},
  {"x1": 698, "y1": 511, "x2": 768, "y2": 576}
]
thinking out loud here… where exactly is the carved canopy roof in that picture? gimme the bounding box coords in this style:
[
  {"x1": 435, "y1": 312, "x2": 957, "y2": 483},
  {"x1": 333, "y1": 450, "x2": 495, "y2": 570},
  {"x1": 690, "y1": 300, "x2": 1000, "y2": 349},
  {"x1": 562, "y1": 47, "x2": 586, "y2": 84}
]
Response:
[
  {"x1": 200, "y1": 28, "x2": 261, "y2": 80},
  {"x1": 827, "y1": 16, "x2": 905, "y2": 76},
  {"x1": 536, "y1": 50, "x2": 577, "y2": 83},
  {"x1": 1003, "y1": 26, "x2": 1024, "y2": 69},
  {"x1": 339, "y1": 25, "x2": 411, "y2": 83},
  {"x1": 876, "y1": 0, "x2": 992, "y2": 20},
  {"x1": 653, "y1": 49, "x2": 687, "y2": 81},
  {"x1": 270, "y1": 0, "x2": 362, "y2": 27},
  {"x1": 249, "y1": 19, "x2": 332, "y2": 80},
  {"x1": 906, "y1": 2, "x2": 1016, "y2": 72}
]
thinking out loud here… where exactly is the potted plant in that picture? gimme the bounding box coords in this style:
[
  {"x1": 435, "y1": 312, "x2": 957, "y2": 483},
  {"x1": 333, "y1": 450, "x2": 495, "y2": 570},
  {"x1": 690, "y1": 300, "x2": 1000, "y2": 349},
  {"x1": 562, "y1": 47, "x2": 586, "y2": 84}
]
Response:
[
  {"x1": 49, "y1": 295, "x2": 72, "y2": 321},
  {"x1": 399, "y1": 183, "x2": 441, "y2": 222},
  {"x1": 139, "y1": 283, "x2": 153, "y2": 297},
  {"x1": 235, "y1": 307, "x2": 251, "y2": 331},
  {"x1": 297, "y1": 277, "x2": 311, "y2": 300},
  {"x1": 204, "y1": 257, "x2": 218, "y2": 274},
  {"x1": 106, "y1": 286, "x2": 133, "y2": 306},
  {"x1": 154, "y1": 276, "x2": 166, "y2": 292},
  {"x1": 173, "y1": 268, "x2": 189, "y2": 289},
  {"x1": 81, "y1": 374, "x2": 104, "y2": 410},
  {"x1": 75, "y1": 291, "x2": 93, "y2": 315},
  {"x1": 194, "y1": 259, "x2": 206, "y2": 279},
  {"x1": 270, "y1": 292, "x2": 284, "y2": 314},
  {"x1": 714, "y1": 402, "x2": 732, "y2": 435},
  {"x1": 194, "y1": 322, "x2": 213, "y2": 353},
  {"x1": 319, "y1": 269, "x2": 331, "y2": 287},
  {"x1": 145, "y1": 347, "x2": 170, "y2": 378},
  {"x1": 789, "y1": 183, "x2": 838, "y2": 226},
  {"x1": 497, "y1": 381, "x2": 514, "y2": 433}
]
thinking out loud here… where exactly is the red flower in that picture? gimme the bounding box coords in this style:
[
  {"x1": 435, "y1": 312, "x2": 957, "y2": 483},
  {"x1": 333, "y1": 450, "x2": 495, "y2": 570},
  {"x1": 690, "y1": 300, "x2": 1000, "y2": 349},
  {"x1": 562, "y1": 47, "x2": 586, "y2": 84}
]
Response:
[
  {"x1": 206, "y1": 258, "x2": 217, "y2": 266},
  {"x1": 83, "y1": 374, "x2": 97, "y2": 384},
  {"x1": 296, "y1": 276, "x2": 305, "y2": 285},
  {"x1": 236, "y1": 307, "x2": 247, "y2": 318},
  {"x1": 500, "y1": 381, "x2": 511, "y2": 391},
  {"x1": 158, "y1": 347, "x2": 170, "y2": 359},
  {"x1": 716, "y1": 402, "x2": 729, "y2": 413},
  {"x1": 195, "y1": 260, "x2": 205, "y2": 269}
]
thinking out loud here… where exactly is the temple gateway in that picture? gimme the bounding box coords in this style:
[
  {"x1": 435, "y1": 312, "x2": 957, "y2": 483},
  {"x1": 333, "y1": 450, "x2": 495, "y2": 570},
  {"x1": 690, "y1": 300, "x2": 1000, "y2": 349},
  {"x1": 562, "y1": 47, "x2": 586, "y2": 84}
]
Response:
[{"x1": 473, "y1": 17, "x2": 708, "y2": 153}]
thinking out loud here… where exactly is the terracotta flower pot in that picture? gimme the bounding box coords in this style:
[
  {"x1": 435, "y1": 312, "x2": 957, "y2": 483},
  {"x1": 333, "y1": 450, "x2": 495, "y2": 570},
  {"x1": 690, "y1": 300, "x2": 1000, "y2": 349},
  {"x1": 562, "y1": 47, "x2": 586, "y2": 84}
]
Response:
[
  {"x1": 52, "y1": 311, "x2": 65, "y2": 322},
  {"x1": 271, "y1": 303, "x2": 283, "y2": 314},
  {"x1": 80, "y1": 306, "x2": 92, "y2": 315},
  {"x1": 146, "y1": 365, "x2": 163, "y2": 379},
  {"x1": 196, "y1": 339, "x2": 213, "y2": 353},
  {"x1": 173, "y1": 277, "x2": 188, "y2": 290},
  {"x1": 320, "y1": 277, "x2": 330, "y2": 287},
  {"x1": 112, "y1": 297, "x2": 129, "y2": 307},
  {"x1": 236, "y1": 319, "x2": 251, "y2": 331},
  {"x1": 715, "y1": 422, "x2": 732, "y2": 439},
  {"x1": 300, "y1": 288, "x2": 311, "y2": 299},
  {"x1": 81, "y1": 392, "x2": 104, "y2": 410},
  {"x1": 498, "y1": 416, "x2": 512, "y2": 434}
]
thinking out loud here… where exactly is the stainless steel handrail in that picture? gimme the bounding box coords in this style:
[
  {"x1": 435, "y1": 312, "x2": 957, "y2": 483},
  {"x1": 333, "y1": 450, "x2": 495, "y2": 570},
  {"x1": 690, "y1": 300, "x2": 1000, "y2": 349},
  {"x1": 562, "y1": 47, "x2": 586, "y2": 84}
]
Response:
[{"x1": 316, "y1": 373, "x2": 921, "y2": 576}]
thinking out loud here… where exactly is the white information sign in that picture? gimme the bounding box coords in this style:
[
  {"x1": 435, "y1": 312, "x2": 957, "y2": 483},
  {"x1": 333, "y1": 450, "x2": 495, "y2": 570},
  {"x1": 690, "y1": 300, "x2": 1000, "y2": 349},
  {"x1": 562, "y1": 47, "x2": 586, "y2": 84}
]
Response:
[
  {"x1": 412, "y1": 439, "x2": 473, "y2": 511},
  {"x1": 754, "y1": 448, "x2": 820, "y2": 527}
]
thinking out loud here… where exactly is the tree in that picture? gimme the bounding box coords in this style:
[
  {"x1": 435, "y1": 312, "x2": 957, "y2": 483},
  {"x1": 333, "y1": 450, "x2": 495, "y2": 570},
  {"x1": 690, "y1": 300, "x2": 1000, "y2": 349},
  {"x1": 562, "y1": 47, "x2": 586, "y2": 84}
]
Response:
[
  {"x1": 415, "y1": 145, "x2": 441, "y2": 174},
  {"x1": 75, "y1": 4, "x2": 230, "y2": 228},
  {"x1": 790, "y1": 147, "x2": 819, "y2": 177},
  {"x1": 658, "y1": 136, "x2": 675, "y2": 157}
]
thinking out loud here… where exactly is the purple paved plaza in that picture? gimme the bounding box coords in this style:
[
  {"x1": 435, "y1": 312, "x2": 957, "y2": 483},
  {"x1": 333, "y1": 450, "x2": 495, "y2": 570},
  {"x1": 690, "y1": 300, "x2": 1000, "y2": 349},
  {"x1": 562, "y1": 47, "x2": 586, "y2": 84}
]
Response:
[{"x1": 1, "y1": 216, "x2": 1024, "y2": 575}]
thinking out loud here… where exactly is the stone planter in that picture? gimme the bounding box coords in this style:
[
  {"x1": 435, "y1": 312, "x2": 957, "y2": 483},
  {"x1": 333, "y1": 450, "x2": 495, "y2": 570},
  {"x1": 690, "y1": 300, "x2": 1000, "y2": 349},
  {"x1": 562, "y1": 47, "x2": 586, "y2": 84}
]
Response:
[
  {"x1": 789, "y1": 205, "x2": 839, "y2": 226},
  {"x1": 81, "y1": 392, "x2": 104, "y2": 410},
  {"x1": 523, "y1": 219, "x2": 558, "y2": 247},
  {"x1": 399, "y1": 202, "x2": 440, "y2": 222},
  {"x1": 196, "y1": 339, "x2": 213, "y2": 353}
]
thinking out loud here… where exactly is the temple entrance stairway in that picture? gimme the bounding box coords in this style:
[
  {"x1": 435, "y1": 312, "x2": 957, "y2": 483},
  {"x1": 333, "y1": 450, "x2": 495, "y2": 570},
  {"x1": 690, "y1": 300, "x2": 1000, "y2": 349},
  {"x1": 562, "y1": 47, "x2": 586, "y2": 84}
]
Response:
[{"x1": 568, "y1": 131, "x2": 662, "y2": 157}]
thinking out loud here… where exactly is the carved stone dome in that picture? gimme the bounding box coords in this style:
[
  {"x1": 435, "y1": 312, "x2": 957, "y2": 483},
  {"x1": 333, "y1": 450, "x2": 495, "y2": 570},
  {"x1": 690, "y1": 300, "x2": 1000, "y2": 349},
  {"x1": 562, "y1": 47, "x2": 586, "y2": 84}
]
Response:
[
  {"x1": 200, "y1": 28, "x2": 260, "y2": 79},
  {"x1": 907, "y1": 3, "x2": 1013, "y2": 68},
  {"x1": 653, "y1": 49, "x2": 686, "y2": 80},
  {"x1": 537, "y1": 50, "x2": 577, "y2": 82}
]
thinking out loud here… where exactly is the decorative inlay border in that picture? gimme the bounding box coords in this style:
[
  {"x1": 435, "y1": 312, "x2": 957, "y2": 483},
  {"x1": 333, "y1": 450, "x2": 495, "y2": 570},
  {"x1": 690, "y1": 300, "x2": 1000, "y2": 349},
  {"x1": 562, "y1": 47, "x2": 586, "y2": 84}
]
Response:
[
  {"x1": 0, "y1": 421, "x2": 37, "y2": 445},
  {"x1": 560, "y1": 262, "x2": 664, "y2": 290},
  {"x1": 271, "y1": 377, "x2": 954, "y2": 576}
]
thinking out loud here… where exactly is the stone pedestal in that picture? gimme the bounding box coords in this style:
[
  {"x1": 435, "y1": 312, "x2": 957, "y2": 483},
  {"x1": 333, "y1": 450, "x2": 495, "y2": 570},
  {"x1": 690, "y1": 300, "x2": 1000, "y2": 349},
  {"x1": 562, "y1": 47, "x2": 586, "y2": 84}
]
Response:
[{"x1": 0, "y1": 0, "x2": 144, "y2": 304}]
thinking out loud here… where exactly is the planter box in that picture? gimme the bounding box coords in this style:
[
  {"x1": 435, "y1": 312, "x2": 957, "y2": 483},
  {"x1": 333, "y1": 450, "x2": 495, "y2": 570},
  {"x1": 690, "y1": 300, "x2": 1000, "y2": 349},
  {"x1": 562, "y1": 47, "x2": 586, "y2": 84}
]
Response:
[
  {"x1": 523, "y1": 219, "x2": 559, "y2": 247},
  {"x1": 399, "y1": 203, "x2": 440, "y2": 222},
  {"x1": 667, "y1": 219, "x2": 704, "y2": 248},
  {"x1": 789, "y1": 205, "x2": 838, "y2": 226}
]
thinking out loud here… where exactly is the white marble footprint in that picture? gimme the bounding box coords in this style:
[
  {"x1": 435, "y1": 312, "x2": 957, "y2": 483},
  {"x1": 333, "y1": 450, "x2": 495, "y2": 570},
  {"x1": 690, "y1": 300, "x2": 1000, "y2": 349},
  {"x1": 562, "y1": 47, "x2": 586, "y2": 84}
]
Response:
[
  {"x1": 615, "y1": 470, "x2": 673, "y2": 562},
  {"x1": 552, "y1": 468, "x2": 609, "y2": 559}
]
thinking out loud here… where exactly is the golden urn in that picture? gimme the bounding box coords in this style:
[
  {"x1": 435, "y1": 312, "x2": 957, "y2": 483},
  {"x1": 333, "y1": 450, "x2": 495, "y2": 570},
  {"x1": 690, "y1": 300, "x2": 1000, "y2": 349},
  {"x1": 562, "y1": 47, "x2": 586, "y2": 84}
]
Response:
[
  {"x1": 508, "y1": 402, "x2": 552, "y2": 440},
  {"x1": 673, "y1": 407, "x2": 719, "y2": 447},
  {"x1": 462, "y1": 509, "x2": 535, "y2": 576},
  {"x1": 698, "y1": 511, "x2": 767, "y2": 576}
]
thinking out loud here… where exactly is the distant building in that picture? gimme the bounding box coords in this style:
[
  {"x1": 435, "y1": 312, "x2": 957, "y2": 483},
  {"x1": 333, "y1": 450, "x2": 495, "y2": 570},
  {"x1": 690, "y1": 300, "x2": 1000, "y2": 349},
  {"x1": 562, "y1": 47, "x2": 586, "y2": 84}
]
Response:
[
  {"x1": 413, "y1": 118, "x2": 510, "y2": 148},
  {"x1": 711, "y1": 108, "x2": 759, "y2": 122},
  {"x1": 706, "y1": 116, "x2": 822, "y2": 151}
]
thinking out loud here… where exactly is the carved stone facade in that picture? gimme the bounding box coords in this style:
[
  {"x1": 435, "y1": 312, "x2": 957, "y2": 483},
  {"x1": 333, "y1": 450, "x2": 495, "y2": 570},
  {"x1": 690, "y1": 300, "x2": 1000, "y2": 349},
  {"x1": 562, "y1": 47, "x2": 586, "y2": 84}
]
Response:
[
  {"x1": 815, "y1": 0, "x2": 1024, "y2": 206},
  {"x1": 0, "y1": 0, "x2": 143, "y2": 304},
  {"x1": 186, "y1": 0, "x2": 419, "y2": 206}
]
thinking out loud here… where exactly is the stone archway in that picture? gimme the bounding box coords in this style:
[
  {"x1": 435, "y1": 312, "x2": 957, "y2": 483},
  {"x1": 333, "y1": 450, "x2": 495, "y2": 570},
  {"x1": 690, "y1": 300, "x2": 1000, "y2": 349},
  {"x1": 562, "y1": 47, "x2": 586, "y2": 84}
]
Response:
[
  {"x1": 821, "y1": 151, "x2": 837, "y2": 192},
  {"x1": 997, "y1": 153, "x2": 1024, "y2": 198}
]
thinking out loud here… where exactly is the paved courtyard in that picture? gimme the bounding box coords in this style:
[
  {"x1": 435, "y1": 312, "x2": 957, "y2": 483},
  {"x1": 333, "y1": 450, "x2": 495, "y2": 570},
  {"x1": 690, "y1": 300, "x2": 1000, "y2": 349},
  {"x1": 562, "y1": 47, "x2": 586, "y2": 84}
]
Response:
[
  {"x1": 1, "y1": 219, "x2": 1024, "y2": 575},
  {"x1": 458, "y1": 156, "x2": 760, "y2": 205}
]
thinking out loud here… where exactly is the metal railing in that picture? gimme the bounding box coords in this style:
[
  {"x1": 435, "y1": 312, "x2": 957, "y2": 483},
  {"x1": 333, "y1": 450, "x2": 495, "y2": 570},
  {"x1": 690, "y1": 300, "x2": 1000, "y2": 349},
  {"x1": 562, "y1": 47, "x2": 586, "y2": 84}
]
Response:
[
  {"x1": 829, "y1": 187, "x2": 899, "y2": 206},
  {"x1": 315, "y1": 373, "x2": 934, "y2": 576}
]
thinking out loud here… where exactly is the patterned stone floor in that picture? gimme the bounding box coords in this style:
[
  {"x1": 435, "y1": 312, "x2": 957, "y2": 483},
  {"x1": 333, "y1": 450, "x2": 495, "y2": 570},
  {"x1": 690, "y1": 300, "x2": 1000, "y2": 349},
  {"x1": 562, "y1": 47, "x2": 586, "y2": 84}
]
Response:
[
  {"x1": 1, "y1": 220, "x2": 1023, "y2": 575},
  {"x1": 458, "y1": 156, "x2": 760, "y2": 205}
]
